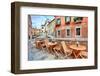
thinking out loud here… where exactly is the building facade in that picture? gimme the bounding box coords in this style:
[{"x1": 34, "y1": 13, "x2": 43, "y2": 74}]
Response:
[
  {"x1": 54, "y1": 16, "x2": 88, "y2": 41},
  {"x1": 47, "y1": 19, "x2": 56, "y2": 38},
  {"x1": 31, "y1": 28, "x2": 41, "y2": 37},
  {"x1": 28, "y1": 15, "x2": 32, "y2": 40}
]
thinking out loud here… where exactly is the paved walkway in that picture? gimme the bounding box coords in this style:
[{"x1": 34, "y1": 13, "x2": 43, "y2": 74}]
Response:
[{"x1": 28, "y1": 39, "x2": 58, "y2": 61}]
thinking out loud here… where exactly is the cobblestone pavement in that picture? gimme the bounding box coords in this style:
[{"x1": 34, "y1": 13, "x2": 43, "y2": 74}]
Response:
[{"x1": 28, "y1": 39, "x2": 73, "y2": 61}]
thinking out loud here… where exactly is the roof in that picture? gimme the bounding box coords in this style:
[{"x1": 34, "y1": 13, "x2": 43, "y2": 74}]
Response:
[{"x1": 47, "y1": 19, "x2": 56, "y2": 26}]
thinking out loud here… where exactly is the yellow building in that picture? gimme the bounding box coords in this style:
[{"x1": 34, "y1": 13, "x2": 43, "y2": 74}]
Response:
[{"x1": 47, "y1": 19, "x2": 56, "y2": 38}]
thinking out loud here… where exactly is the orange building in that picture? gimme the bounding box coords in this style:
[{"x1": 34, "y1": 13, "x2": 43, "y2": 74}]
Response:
[
  {"x1": 54, "y1": 16, "x2": 88, "y2": 41},
  {"x1": 31, "y1": 28, "x2": 41, "y2": 37}
]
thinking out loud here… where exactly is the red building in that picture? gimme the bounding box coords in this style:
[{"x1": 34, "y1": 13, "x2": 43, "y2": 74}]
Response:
[{"x1": 54, "y1": 16, "x2": 88, "y2": 41}]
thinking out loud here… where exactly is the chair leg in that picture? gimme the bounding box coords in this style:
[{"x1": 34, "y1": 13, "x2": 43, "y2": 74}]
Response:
[{"x1": 53, "y1": 49, "x2": 59, "y2": 57}]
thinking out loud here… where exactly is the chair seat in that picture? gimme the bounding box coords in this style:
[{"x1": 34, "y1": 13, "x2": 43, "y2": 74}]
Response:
[{"x1": 53, "y1": 46, "x2": 61, "y2": 51}]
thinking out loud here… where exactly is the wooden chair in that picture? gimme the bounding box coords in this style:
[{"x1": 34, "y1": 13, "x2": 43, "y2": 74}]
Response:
[
  {"x1": 35, "y1": 40, "x2": 41, "y2": 49},
  {"x1": 41, "y1": 39, "x2": 49, "y2": 52},
  {"x1": 61, "y1": 41, "x2": 72, "y2": 57},
  {"x1": 53, "y1": 44, "x2": 64, "y2": 58},
  {"x1": 79, "y1": 51, "x2": 88, "y2": 58}
]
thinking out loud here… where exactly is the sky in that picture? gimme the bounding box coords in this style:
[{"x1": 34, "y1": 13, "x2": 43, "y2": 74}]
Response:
[{"x1": 31, "y1": 15, "x2": 55, "y2": 29}]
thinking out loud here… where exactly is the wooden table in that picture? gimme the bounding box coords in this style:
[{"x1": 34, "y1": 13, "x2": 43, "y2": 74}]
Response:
[
  {"x1": 48, "y1": 42, "x2": 57, "y2": 46},
  {"x1": 69, "y1": 44, "x2": 86, "y2": 58}
]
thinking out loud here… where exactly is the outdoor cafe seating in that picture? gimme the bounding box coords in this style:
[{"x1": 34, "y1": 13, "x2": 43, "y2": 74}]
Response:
[
  {"x1": 53, "y1": 43, "x2": 63, "y2": 57},
  {"x1": 69, "y1": 42, "x2": 87, "y2": 58},
  {"x1": 35, "y1": 39, "x2": 44, "y2": 49},
  {"x1": 79, "y1": 51, "x2": 88, "y2": 58},
  {"x1": 61, "y1": 41, "x2": 73, "y2": 57},
  {"x1": 35, "y1": 39, "x2": 87, "y2": 59},
  {"x1": 35, "y1": 39, "x2": 57, "y2": 52}
]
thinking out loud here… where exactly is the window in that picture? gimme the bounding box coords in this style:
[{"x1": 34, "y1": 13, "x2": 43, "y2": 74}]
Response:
[
  {"x1": 74, "y1": 17, "x2": 83, "y2": 22},
  {"x1": 76, "y1": 28, "x2": 80, "y2": 36},
  {"x1": 67, "y1": 29, "x2": 70, "y2": 36},
  {"x1": 29, "y1": 36, "x2": 30, "y2": 39},
  {"x1": 65, "y1": 16, "x2": 71, "y2": 22},
  {"x1": 66, "y1": 26, "x2": 71, "y2": 37},
  {"x1": 42, "y1": 27, "x2": 44, "y2": 29},
  {"x1": 32, "y1": 35, "x2": 35, "y2": 39},
  {"x1": 58, "y1": 30, "x2": 60, "y2": 35},
  {"x1": 56, "y1": 18, "x2": 61, "y2": 25}
]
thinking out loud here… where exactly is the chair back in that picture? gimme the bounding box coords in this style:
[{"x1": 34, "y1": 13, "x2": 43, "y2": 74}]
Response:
[
  {"x1": 61, "y1": 41, "x2": 70, "y2": 53},
  {"x1": 44, "y1": 38, "x2": 49, "y2": 47}
]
